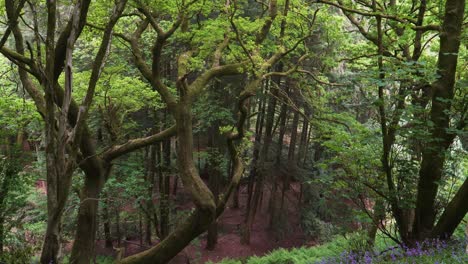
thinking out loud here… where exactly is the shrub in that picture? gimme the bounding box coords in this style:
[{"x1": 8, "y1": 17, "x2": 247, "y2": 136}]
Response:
[
  {"x1": 213, "y1": 234, "x2": 467, "y2": 264},
  {"x1": 301, "y1": 211, "x2": 335, "y2": 243}
]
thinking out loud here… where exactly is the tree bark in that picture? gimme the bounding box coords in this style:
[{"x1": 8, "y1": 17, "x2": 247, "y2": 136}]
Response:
[
  {"x1": 70, "y1": 166, "x2": 106, "y2": 263},
  {"x1": 431, "y1": 177, "x2": 468, "y2": 239},
  {"x1": 367, "y1": 198, "x2": 385, "y2": 247},
  {"x1": 206, "y1": 122, "x2": 221, "y2": 250},
  {"x1": 413, "y1": 0, "x2": 465, "y2": 240},
  {"x1": 116, "y1": 207, "x2": 121, "y2": 247},
  {"x1": 160, "y1": 134, "x2": 171, "y2": 239},
  {"x1": 119, "y1": 78, "x2": 253, "y2": 263},
  {"x1": 276, "y1": 85, "x2": 290, "y2": 164},
  {"x1": 103, "y1": 193, "x2": 113, "y2": 248},
  {"x1": 241, "y1": 87, "x2": 266, "y2": 245},
  {"x1": 297, "y1": 110, "x2": 309, "y2": 167}
]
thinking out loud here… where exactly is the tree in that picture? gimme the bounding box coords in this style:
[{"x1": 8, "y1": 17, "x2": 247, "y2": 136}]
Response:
[
  {"x1": 316, "y1": 0, "x2": 467, "y2": 243},
  {"x1": 0, "y1": 0, "x2": 175, "y2": 262}
]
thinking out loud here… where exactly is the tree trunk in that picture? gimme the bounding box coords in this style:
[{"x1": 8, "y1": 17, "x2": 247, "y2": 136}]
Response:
[
  {"x1": 367, "y1": 199, "x2": 385, "y2": 248},
  {"x1": 276, "y1": 85, "x2": 290, "y2": 164},
  {"x1": 268, "y1": 104, "x2": 287, "y2": 225},
  {"x1": 206, "y1": 170, "x2": 219, "y2": 250},
  {"x1": 287, "y1": 111, "x2": 299, "y2": 166},
  {"x1": 160, "y1": 136, "x2": 171, "y2": 239},
  {"x1": 41, "y1": 213, "x2": 62, "y2": 264},
  {"x1": 116, "y1": 207, "x2": 121, "y2": 247},
  {"x1": 230, "y1": 157, "x2": 240, "y2": 209},
  {"x1": 172, "y1": 176, "x2": 178, "y2": 196},
  {"x1": 242, "y1": 88, "x2": 266, "y2": 245},
  {"x1": 69, "y1": 167, "x2": 106, "y2": 264},
  {"x1": 120, "y1": 209, "x2": 212, "y2": 264},
  {"x1": 413, "y1": 0, "x2": 465, "y2": 240},
  {"x1": 139, "y1": 212, "x2": 143, "y2": 246},
  {"x1": 268, "y1": 174, "x2": 279, "y2": 229},
  {"x1": 103, "y1": 194, "x2": 113, "y2": 248},
  {"x1": 143, "y1": 144, "x2": 160, "y2": 244},
  {"x1": 431, "y1": 177, "x2": 468, "y2": 239},
  {"x1": 302, "y1": 124, "x2": 312, "y2": 167},
  {"x1": 0, "y1": 215, "x2": 4, "y2": 255},
  {"x1": 119, "y1": 69, "x2": 258, "y2": 264},
  {"x1": 262, "y1": 73, "x2": 280, "y2": 231},
  {"x1": 297, "y1": 111, "x2": 309, "y2": 167},
  {"x1": 206, "y1": 123, "x2": 221, "y2": 250},
  {"x1": 232, "y1": 185, "x2": 240, "y2": 209},
  {"x1": 285, "y1": 110, "x2": 299, "y2": 186}
]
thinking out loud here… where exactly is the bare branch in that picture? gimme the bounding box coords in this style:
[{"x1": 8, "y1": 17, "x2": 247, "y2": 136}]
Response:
[
  {"x1": 102, "y1": 126, "x2": 177, "y2": 161},
  {"x1": 298, "y1": 69, "x2": 346, "y2": 86},
  {"x1": 72, "y1": 0, "x2": 128, "y2": 147},
  {"x1": 53, "y1": 0, "x2": 92, "y2": 80}
]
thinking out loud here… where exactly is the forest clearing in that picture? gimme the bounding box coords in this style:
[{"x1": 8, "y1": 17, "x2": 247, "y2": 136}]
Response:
[{"x1": 0, "y1": 0, "x2": 467, "y2": 263}]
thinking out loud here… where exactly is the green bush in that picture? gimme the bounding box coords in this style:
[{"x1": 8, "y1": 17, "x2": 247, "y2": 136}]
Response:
[
  {"x1": 0, "y1": 244, "x2": 35, "y2": 264},
  {"x1": 212, "y1": 233, "x2": 467, "y2": 264},
  {"x1": 215, "y1": 235, "x2": 350, "y2": 264},
  {"x1": 300, "y1": 211, "x2": 335, "y2": 243}
]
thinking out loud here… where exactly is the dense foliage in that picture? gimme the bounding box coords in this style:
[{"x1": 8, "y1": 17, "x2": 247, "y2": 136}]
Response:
[{"x1": 0, "y1": 0, "x2": 466, "y2": 263}]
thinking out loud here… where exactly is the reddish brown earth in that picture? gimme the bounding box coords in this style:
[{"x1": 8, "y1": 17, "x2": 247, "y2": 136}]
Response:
[
  {"x1": 174, "y1": 183, "x2": 307, "y2": 263},
  {"x1": 92, "y1": 182, "x2": 310, "y2": 263}
]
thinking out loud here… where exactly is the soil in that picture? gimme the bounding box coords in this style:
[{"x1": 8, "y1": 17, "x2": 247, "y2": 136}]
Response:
[
  {"x1": 173, "y1": 182, "x2": 308, "y2": 263},
  {"x1": 92, "y1": 181, "x2": 311, "y2": 264}
]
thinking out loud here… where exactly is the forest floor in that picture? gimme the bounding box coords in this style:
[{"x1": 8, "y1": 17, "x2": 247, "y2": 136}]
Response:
[
  {"x1": 92, "y1": 181, "x2": 310, "y2": 263},
  {"x1": 172, "y1": 182, "x2": 308, "y2": 263}
]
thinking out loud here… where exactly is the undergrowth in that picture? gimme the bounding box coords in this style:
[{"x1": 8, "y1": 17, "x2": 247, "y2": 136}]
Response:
[{"x1": 209, "y1": 232, "x2": 468, "y2": 264}]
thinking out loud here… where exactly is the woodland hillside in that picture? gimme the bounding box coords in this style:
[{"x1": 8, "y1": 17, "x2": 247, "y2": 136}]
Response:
[{"x1": 0, "y1": 0, "x2": 466, "y2": 263}]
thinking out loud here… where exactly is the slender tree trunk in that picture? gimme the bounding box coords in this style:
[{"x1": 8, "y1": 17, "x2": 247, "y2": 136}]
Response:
[
  {"x1": 172, "y1": 176, "x2": 178, "y2": 196},
  {"x1": 139, "y1": 212, "x2": 143, "y2": 246},
  {"x1": 269, "y1": 77, "x2": 291, "y2": 226},
  {"x1": 371, "y1": 5, "x2": 411, "y2": 243},
  {"x1": 103, "y1": 194, "x2": 113, "y2": 248},
  {"x1": 268, "y1": 175, "x2": 279, "y2": 229},
  {"x1": 206, "y1": 172, "x2": 219, "y2": 250},
  {"x1": 302, "y1": 124, "x2": 312, "y2": 167},
  {"x1": 297, "y1": 112, "x2": 309, "y2": 167},
  {"x1": 262, "y1": 72, "x2": 280, "y2": 231},
  {"x1": 229, "y1": 157, "x2": 240, "y2": 209},
  {"x1": 276, "y1": 85, "x2": 290, "y2": 164},
  {"x1": 279, "y1": 109, "x2": 298, "y2": 210},
  {"x1": 160, "y1": 136, "x2": 171, "y2": 239},
  {"x1": 287, "y1": 111, "x2": 299, "y2": 166},
  {"x1": 242, "y1": 88, "x2": 266, "y2": 245},
  {"x1": 206, "y1": 123, "x2": 220, "y2": 250},
  {"x1": 116, "y1": 207, "x2": 121, "y2": 247},
  {"x1": 145, "y1": 218, "x2": 152, "y2": 245},
  {"x1": 286, "y1": 110, "x2": 299, "y2": 182},
  {"x1": 143, "y1": 143, "x2": 161, "y2": 244},
  {"x1": 232, "y1": 185, "x2": 240, "y2": 209},
  {"x1": 0, "y1": 215, "x2": 4, "y2": 255},
  {"x1": 367, "y1": 199, "x2": 385, "y2": 248}
]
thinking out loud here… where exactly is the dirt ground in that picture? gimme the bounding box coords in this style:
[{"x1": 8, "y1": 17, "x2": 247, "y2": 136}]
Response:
[{"x1": 92, "y1": 182, "x2": 309, "y2": 264}]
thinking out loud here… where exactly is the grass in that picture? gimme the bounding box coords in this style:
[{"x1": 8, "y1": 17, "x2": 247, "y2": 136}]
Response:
[{"x1": 210, "y1": 232, "x2": 468, "y2": 264}]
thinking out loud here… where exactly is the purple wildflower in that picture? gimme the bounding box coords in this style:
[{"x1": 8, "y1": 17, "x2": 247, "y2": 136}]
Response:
[{"x1": 364, "y1": 251, "x2": 372, "y2": 264}]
